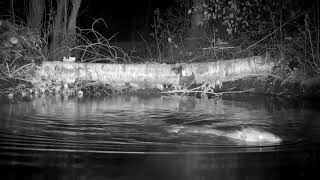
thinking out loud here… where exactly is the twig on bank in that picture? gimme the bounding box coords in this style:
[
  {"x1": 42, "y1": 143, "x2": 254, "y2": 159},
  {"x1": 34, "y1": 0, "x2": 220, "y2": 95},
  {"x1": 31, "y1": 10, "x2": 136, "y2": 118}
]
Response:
[{"x1": 162, "y1": 88, "x2": 254, "y2": 96}]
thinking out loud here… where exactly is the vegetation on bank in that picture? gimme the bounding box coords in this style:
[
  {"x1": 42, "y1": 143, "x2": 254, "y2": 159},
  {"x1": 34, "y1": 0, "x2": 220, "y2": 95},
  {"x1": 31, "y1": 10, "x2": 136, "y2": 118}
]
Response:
[{"x1": 0, "y1": 0, "x2": 319, "y2": 99}]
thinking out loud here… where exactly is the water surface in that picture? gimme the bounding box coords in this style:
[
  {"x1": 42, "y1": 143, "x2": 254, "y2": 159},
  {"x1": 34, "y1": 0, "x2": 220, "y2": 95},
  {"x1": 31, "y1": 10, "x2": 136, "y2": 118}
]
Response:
[{"x1": 0, "y1": 94, "x2": 319, "y2": 179}]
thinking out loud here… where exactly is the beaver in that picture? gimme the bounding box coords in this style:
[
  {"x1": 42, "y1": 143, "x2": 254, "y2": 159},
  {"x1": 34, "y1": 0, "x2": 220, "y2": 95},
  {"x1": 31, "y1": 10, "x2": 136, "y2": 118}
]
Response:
[
  {"x1": 167, "y1": 125, "x2": 282, "y2": 143},
  {"x1": 171, "y1": 66, "x2": 196, "y2": 88}
]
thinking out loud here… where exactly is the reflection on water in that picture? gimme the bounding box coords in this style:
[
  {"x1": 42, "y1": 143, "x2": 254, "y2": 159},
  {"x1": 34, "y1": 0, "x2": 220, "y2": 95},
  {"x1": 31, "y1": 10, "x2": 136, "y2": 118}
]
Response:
[{"x1": 0, "y1": 94, "x2": 319, "y2": 179}]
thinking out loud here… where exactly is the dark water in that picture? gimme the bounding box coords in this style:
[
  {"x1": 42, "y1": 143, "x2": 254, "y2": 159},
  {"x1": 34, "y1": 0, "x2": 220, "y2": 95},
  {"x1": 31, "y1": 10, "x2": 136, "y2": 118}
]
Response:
[{"x1": 0, "y1": 94, "x2": 319, "y2": 180}]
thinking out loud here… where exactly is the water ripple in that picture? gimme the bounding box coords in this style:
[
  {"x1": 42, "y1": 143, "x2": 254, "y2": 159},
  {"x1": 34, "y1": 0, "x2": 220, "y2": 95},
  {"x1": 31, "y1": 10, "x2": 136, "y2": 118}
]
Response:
[{"x1": 0, "y1": 95, "x2": 319, "y2": 154}]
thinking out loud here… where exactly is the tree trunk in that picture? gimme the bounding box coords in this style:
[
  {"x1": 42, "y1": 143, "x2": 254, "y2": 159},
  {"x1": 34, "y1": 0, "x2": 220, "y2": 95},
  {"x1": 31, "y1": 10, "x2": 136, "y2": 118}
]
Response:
[
  {"x1": 50, "y1": 0, "x2": 66, "y2": 60},
  {"x1": 10, "y1": 0, "x2": 15, "y2": 23},
  {"x1": 189, "y1": 0, "x2": 205, "y2": 38},
  {"x1": 37, "y1": 56, "x2": 273, "y2": 87},
  {"x1": 184, "y1": 0, "x2": 206, "y2": 51},
  {"x1": 27, "y1": 0, "x2": 45, "y2": 31},
  {"x1": 67, "y1": 0, "x2": 82, "y2": 46},
  {"x1": 49, "y1": 0, "x2": 81, "y2": 61}
]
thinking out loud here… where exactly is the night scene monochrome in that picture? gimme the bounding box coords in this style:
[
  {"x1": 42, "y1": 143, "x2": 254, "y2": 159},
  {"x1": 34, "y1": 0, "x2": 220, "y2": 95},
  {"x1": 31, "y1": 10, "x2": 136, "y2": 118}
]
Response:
[{"x1": 0, "y1": 0, "x2": 320, "y2": 179}]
